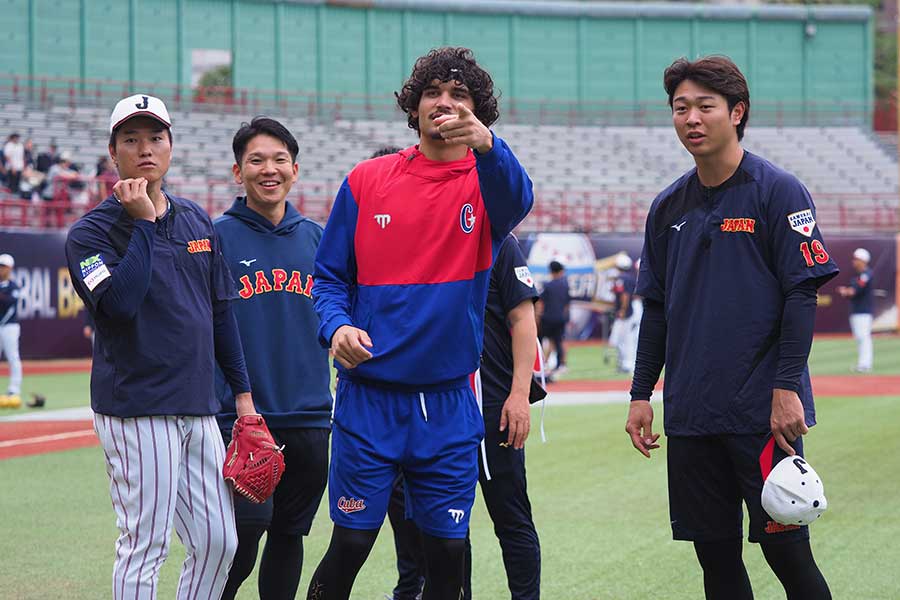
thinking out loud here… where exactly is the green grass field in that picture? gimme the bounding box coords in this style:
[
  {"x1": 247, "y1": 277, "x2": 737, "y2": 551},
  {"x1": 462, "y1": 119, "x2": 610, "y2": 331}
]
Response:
[
  {"x1": 558, "y1": 334, "x2": 900, "y2": 381},
  {"x1": 1, "y1": 337, "x2": 898, "y2": 599}
]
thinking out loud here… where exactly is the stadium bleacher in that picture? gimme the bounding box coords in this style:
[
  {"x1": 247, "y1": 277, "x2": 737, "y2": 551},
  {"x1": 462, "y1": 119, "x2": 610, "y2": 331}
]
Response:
[{"x1": 2, "y1": 101, "x2": 897, "y2": 232}]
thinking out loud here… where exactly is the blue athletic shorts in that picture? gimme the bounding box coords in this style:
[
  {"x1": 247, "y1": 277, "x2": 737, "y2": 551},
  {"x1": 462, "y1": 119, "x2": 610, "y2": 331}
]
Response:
[{"x1": 328, "y1": 378, "x2": 484, "y2": 539}]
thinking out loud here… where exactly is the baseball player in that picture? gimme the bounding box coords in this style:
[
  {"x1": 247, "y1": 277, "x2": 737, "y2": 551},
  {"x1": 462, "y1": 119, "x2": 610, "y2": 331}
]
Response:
[
  {"x1": 467, "y1": 233, "x2": 543, "y2": 599},
  {"x1": 389, "y1": 233, "x2": 544, "y2": 600},
  {"x1": 0, "y1": 253, "x2": 22, "y2": 408},
  {"x1": 608, "y1": 253, "x2": 638, "y2": 374},
  {"x1": 65, "y1": 94, "x2": 257, "y2": 600},
  {"x1": 306, "y1": 47, "x2": 533, "y2": 600},
  {"x1": 214, "y1": 117, "x2": 332, "y2": 600},
  {"x1": 537, "y1": 260, "x2": 570, "y2": 378},
  {"x1": 625, "y1": 56, "x2": 837, "y2": 599},
  {"x1": 836, "y1": 248, "x2": 874, "y2": 372}
]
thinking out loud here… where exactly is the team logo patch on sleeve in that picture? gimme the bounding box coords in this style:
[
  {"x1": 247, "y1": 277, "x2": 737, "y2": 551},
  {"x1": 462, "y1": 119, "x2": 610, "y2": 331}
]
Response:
[
  {"x1": 514, "y1": 266, "x2": 534, "y2": 287},
  {"x1": 80, "y1": 253, "x2": 111, "y2": 292},
  {"x1": 787, "y1": 209, "x2": 816, "y2": 237}
]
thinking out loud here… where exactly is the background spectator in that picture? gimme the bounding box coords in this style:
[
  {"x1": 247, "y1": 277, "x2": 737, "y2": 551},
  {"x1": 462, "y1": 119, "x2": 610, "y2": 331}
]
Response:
[
  {"x1": 95, "y1": 156, "x2": 118, "y2": 199},
  {"x1": 36, "y1": 142, "x2": 59, "y2": 174},
  {"x1": 2, "y1": 134, "x2": 25, "y2": 194},
  {"x1": 43, "y1": 152, "x2": 85, "y2": 203}
]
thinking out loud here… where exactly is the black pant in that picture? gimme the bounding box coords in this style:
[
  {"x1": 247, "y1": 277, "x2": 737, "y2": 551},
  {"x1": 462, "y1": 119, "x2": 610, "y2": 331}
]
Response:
[
  {"x1": 388, "y1": 473, "x2": 427, "y2": 599},
  {"x1": 390, "y1": 402, "x2": 541, "y2": 600},
  {"x1": 539, "y1": 320, "x2": 566, "y2": 367}
]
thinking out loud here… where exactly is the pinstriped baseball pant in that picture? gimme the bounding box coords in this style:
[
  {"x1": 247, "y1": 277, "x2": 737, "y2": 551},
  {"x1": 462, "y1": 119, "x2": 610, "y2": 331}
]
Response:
[{"x1": 95, "y1": 414, "x2": 238, "y2": 600}]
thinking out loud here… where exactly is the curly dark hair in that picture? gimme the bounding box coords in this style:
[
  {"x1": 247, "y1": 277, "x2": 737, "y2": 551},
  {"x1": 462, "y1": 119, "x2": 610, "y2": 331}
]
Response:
[
  {"x1": 395, "y1": 47, "x2": 500, "y2": 134},
  {"x1": 664, "y1": 55, "x2": 750, "y2": 141}
]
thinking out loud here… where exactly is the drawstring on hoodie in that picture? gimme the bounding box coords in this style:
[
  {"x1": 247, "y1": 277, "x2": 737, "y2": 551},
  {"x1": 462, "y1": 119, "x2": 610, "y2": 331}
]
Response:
[
  {"x1": 536, "y1": 336, "x2": 549, "y2": 443},
  {"x1": 473, "y1": 369, "x2": 491, "y2": 481},
  {"x1": 419, "y1": 392, "x2": 428, "y2": 422}
]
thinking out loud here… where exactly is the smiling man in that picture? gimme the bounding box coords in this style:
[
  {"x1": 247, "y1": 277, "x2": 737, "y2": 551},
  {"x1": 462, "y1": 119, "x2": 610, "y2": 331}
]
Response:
[
  {"x1": 213, "y1": 117, "x2": 332, "y2": 600},
  {"x1": 625, "y1": 56, "x2": 837, "y2": 599},
  {"x1": 307, "y1": 47, "x2": 533, "y2": 600},
  {"x1": 65, "y1": 94, "x2": 259, "y2": 600}
]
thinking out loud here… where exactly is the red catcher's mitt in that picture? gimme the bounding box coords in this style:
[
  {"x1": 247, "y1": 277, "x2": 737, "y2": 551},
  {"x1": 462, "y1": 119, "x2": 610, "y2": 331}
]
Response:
[{"x1": 223, "y1": 414, "x2": 285, "y2": 503}]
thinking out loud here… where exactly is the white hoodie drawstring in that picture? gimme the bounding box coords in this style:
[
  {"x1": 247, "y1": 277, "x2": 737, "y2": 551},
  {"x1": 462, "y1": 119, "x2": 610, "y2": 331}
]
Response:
[
  {"x1": 419, "y1": 392, "x2": 428, "y2": 422},
  {"x1": 473, "y1": 369, "x2": 492, "y2": 481},
  {"x1": 536, "y1": 336, "x2": 548, "y2": 443}
]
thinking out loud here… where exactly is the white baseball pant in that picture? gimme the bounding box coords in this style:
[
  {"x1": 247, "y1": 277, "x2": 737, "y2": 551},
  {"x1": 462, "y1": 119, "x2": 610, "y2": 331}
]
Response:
[
  {"x1": 94, "y1": 413, "x2": 237, "y2": 600},
  {"x1": 0, "y1": 323, "x2": 22, "y2": 394}
]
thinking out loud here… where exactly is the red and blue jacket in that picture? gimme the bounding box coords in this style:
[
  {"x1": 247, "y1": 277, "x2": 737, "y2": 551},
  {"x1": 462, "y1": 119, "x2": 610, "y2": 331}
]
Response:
[{"x1": 314, "y1": 133, "x2": 533, "y2": 389}]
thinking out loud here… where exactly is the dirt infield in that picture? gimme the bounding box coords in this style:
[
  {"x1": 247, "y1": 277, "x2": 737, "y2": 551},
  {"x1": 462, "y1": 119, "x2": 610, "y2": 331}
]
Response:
[
  {"x1": 0, "y1": 371, "x2": 896, "y2": 461},
  {"x1": 0, "y1": 359, "x2": 92, "y2": 376},
  {"x1": 0, "y1": 420, "x2": 96, "y2": 460}
]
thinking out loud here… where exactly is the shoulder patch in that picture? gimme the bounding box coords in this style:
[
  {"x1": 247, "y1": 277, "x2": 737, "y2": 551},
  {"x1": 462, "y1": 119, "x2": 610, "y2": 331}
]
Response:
[
  {"x1": 787, "y1": 209, "x2": 816, "y2": 237},
  {"x1": 514, "y1": 266, "x2": 534, "y2": 288},
  {"x1": 80, "y1": 253, "x2": 111, "y2": 292}
]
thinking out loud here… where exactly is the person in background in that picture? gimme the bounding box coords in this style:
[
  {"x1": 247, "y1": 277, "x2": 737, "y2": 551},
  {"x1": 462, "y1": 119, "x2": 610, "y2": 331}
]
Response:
[
  {"x1": 0, "y1": 253, "x2": 23, "y2": 408},
  {"x1": 609, "y1": 253, "x2": 638, "y2": 374},
  {"x1": 36, "y1": 143, "x2": 59, "y2": 174},
  {"x1": 836, "y1": 248, "x2": 874, "y2": 373},
  {"x1": 96, "y1": 156, "x2": 119, "y2": 200},
  {"x1": 2, "y1": 133, "x2": 24, "y2": 194},
  {"x1": 538, "y1": 260, "x2": 570, "y2": 378},
  {"x1": 43, "y1": 152, "x2": 81, "y2": 202}
]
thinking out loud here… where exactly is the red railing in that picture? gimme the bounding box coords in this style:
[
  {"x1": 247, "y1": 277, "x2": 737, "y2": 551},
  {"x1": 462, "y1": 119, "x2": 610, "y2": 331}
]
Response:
[
  {"x1": 0, "y1": 73, "x2": 879, "y2": 127},
  {"x1": 2, "y1": 178, "x2": 896, "y2": 233}
]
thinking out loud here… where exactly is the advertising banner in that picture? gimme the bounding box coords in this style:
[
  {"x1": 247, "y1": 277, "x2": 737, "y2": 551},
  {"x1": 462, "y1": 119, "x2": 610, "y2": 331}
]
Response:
[
  {"x1": 0, "y1": 229, "x2": 895, "y2": 358},
  {"x1": 0, "y1": 230, "x2": 91, "y2": 358},
  {"x1": 519, "y1": 233, "x2": 897, "y2": 337}
]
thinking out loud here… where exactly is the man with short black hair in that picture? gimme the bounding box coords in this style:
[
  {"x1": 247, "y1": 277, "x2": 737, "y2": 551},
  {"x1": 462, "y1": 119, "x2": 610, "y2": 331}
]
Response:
[
  {"x1": 215, "y1": 116, "x2": 332, "y2": 600},
  {"x1": 626, "y1": 55, "x2": 835, "y2": 599},
  {"x1": 538, "y1": 260, "x2": 570, "y2": 378}
]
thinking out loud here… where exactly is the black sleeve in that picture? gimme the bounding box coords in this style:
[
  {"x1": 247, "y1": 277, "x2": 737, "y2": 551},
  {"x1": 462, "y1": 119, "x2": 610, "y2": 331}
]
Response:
[
  {"x1": 773, "y1": 280, "x2": 818, "y2": 393},
  {"x1": 96, "y1": 220, "x2": 155, "y2": 321},
  {"x1": 213, "y1": 300, "x2": 251, "y2": 396},
  {"x1": 497, "y1": 236, "x2": 539, "y2": 312},
  {"x1": 629, "y1": 298, "x2": 667, "y2": 401}
]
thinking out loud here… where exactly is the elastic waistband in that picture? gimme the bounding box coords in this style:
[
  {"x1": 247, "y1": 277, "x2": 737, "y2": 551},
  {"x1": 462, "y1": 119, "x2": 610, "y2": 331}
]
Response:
[{"x1": 338, "y1": 373, "x2": 470, "y2": 394}]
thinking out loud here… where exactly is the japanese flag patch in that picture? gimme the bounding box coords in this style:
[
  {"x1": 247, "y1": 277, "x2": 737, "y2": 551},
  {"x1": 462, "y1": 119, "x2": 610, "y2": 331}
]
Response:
[
  {"x1": 80, "y1": 253, "x2": 111, "y2": 292},
  {"x1": 515, "y1": 266, "x2": 534, "y2": 287},
  {"x1": 787, "y1": 209, "x2": 816, "y2": 237}
]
